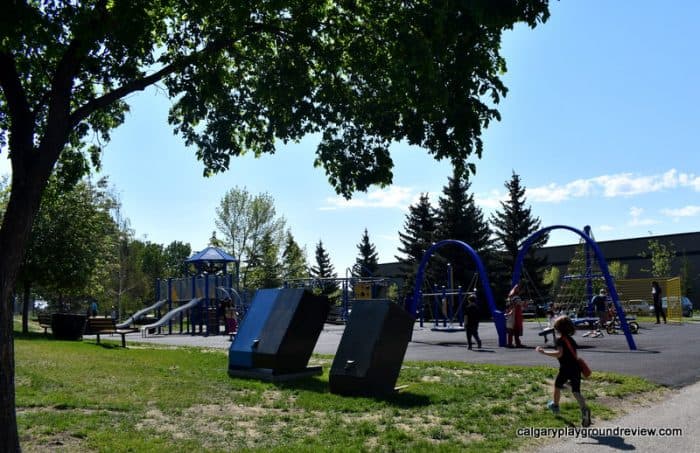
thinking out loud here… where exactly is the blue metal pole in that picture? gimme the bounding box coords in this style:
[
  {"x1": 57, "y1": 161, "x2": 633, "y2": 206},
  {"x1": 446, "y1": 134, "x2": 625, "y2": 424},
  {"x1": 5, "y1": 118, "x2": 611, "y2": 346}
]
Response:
[
  {"x1": 409, "y1": 240, "x2": 504, "y2": 346},
  {"x1": 584, "y1": 225, "x2": 593, "y2": 317},
  {"x1": 512, "y1": 225, "x2": 636, "y2": 350},
  {"x1": 432, "y1": 285, "x2": 439, "y2": 328},
  {"x1": 167, "y1": 278, "x2": 173, "y2": 335}
]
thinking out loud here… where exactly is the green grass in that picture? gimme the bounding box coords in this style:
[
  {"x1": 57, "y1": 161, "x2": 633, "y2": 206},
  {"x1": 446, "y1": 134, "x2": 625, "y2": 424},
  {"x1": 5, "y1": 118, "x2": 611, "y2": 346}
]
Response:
[{"x1": 13, "y1": 323, "x2": 662, "y2": 452}]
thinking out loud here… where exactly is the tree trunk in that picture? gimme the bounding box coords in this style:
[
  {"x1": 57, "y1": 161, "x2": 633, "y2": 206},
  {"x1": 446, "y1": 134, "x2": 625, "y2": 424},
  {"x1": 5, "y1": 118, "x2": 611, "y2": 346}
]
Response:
[
  {"x1": 22, "y1": 281, "x2": 30, "y2": 334},
  {"x1": 1, "y1": 163, "x2": 51, "y2": 452}
]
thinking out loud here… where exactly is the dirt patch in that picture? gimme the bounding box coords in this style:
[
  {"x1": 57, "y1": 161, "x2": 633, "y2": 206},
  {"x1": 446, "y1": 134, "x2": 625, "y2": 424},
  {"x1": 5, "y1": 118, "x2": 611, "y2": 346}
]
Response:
[{"x1": 20, "y1": 433, "x2": 86, "y2": 453}]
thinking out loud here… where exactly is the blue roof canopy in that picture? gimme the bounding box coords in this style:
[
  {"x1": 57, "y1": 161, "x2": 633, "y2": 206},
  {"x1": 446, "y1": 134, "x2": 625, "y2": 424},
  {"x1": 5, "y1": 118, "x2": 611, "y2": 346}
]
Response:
[{"x1": 186, "y1": 247, "x2": 238, "y2": 263}]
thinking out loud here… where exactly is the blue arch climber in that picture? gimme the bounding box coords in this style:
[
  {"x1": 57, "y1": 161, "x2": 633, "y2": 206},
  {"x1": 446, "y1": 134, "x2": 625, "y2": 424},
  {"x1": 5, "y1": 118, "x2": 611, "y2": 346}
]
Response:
[
  {"x1": 512, "y1": 225, "x2": 637, "y2": 351},
  {"x1": 408, "y1": 239, "x2": 507, "y2": 347}
]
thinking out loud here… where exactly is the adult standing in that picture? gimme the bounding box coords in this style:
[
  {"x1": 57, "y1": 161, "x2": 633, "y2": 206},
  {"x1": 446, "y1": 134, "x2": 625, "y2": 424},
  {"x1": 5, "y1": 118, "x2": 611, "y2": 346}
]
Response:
[
  {"x1": 591, "y1": 288, "x2": 608, "y2": 332},
  {"x1": 508, "y1": 285, "x2": 525, "y2": 348},
  {"x1": 652, "y1": 281, "x2": 666, "y2": 324},
  {"x1": 464, "y1": 294, "x2": 482, "y2": 350}
]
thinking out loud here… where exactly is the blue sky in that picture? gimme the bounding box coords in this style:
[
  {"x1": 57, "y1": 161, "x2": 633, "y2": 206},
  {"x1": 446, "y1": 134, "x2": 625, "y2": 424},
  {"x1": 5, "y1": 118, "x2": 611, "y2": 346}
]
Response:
[{"x1": 2, "y1": 1, "x2": 699, "y2": 276}]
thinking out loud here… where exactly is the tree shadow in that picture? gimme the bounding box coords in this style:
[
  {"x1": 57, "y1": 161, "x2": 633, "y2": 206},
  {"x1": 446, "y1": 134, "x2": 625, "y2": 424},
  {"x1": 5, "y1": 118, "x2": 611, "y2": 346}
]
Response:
[
  {"x1": 13, "y1": 330, "x2": 53, "y2": 341},
  {"x1": 274, "y1": 377, "x2": 431, "y2": 408}
]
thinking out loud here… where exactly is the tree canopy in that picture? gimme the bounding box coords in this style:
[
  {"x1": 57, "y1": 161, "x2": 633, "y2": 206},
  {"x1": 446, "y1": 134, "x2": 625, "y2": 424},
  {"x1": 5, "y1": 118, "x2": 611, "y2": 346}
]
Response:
[{"x1": 0, "y1": 1, "x2": 551, "y2": 449}]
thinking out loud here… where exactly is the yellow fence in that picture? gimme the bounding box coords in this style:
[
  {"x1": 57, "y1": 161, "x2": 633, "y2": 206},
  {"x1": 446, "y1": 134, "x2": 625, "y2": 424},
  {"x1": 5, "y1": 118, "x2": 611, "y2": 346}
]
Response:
[{"x1": 614, "y1": 277, "x2": 683, "y2": 323}]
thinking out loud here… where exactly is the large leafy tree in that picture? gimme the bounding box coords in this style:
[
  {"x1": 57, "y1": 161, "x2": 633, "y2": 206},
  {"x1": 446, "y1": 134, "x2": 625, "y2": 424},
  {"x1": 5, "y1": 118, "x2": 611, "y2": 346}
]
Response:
[
  {"x1": 163, "y1": 241, "x2": 192, "y2": 278},
  {"x1": 354, "y1": 228, "x2": 379, "y2": 277},
  {"x1": 434, "y1": 170, "x2": 492, "y2": 291},
  {"x1": 0, "y1": 2, "x2": 551, "y2": 449},
  {"x1": 395, "y1": 193, "x2": 438, "y2": 293},
  {"x1": 214, "y1": 187, "x2": 286, "y2": 288},
  {"x1": 490, "y1": 171, "x2": 548, "y2": 302},
  {"x1": 18, "y1": 178, "x2": 117, "y2": 331}
]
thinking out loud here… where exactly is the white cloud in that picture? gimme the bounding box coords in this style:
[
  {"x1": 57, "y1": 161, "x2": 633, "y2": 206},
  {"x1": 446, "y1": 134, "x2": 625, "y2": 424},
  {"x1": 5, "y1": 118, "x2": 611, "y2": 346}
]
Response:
[
  {"x1": 628, "y1": 206, "x2": 658, "y2": 227},
  {"x1": 321, "y1": 186, "x2": 416, "y2": 210},
  {"x1": 475, "y1": 189, "x2": 507, "y2": 209},
  {"x1": 661, "y1": 205, "x2": 700, "y2": 218},
  {"x1": 525, "y1": 169, "x2": 700, "y2": 203}
]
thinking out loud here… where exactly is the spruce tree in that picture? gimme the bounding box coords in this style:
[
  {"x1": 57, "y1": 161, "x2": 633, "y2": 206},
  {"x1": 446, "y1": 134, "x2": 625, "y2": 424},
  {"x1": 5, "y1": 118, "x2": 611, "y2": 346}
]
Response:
[
  {"x1": 434, "y1": 169, "x2": 492, "y2": 291},
  {"x1": 281, "y1": 231, "x2": 309, "y2": 280},
  {"x1": 310, "y1": 240, "x2": 339, "y2": 294},
  {"x1": 490, "y1": 171, "x2": 548, "y2": 303},
  {"x1": 395, "y1": 193, "x2": 438, "y2": 292},
  {"x1": 355, "y1": 228, "x2": 379, "y2": 277},
  {"x1": 246, "y1": 231, "x2": 282, "y2": 289}
]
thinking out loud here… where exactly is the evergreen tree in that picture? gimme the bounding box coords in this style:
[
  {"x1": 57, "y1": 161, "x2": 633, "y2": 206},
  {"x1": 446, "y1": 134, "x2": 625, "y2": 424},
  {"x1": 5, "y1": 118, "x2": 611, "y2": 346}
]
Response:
[
  {"x1": 354, "y1": 228, "x2": 379, "y2": 277},
  {"x1": 281, "y1": 231, "x2": 309, "y2": 281},
  {"x1": 434, "y1": 170, "x2": 492, "y2": 292},
  {"x1": 246, "y1": 231, "x2": 282, "y2": 289},
  {"x1": 310, "y1": 240, "x2": 339, "y2": 295},
  {"x1": 490, "y1": 171, "x2": 548, "y2": 303},
  {"x1": 395, "y1": 193, "x2": 438, "y2": 292}
]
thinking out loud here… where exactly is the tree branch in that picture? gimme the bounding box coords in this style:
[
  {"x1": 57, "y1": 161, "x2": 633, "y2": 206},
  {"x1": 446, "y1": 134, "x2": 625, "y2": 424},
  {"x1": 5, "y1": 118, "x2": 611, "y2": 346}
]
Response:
[
  {"x1": 68, "y1": 21, "x2": 278, "y2": 129},
  {"x1": 0, "y1": 52, "x2": 35, "y2": 153}
]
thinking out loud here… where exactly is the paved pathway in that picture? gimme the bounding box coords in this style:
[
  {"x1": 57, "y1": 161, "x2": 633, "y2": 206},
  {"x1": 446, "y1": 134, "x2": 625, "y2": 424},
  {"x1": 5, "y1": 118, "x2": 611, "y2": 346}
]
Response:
[{"x1": 532, "y1": 380, "x2": 699, "y2": 452}]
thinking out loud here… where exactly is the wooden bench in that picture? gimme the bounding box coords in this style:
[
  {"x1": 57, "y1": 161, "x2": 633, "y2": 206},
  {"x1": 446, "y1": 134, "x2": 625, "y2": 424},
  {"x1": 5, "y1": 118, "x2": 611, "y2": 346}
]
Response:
[
  {"x1": 37, "y1": 312, "x2": 53, "y2": 334},
  {"x1": 84, "y1": 317, "x2": 138, "y2": 348}
]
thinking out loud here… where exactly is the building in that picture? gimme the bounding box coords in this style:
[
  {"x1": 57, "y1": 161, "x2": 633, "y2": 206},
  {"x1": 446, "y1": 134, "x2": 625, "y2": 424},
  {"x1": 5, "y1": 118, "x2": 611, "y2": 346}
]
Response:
[
  {"x1": 535, "y1": 231, "x2": 700, "y2": 305},
  {"x1": 376, "y1": 231, "x2": 700, "y2": 306}
]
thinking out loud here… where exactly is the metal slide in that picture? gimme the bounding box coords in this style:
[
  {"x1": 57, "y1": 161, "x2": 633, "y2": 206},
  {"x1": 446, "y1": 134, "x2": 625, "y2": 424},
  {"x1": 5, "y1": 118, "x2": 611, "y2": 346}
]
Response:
[
  {"x1": 116, "y1": 299, "x2": 169, "y2": 329},
  {"x1": 140, "y1": 298, "x2": 204, "y2": 336}
]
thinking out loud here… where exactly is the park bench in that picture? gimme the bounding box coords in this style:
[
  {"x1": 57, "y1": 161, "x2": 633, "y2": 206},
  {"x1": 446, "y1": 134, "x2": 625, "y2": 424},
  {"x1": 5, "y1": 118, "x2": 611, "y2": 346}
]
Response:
[
  {"x1": 37, "y1": 312, "x2": 53, "y2": 334},
  {"x1": 84, "y1": 317, "x2": 138, "y2": 348}
]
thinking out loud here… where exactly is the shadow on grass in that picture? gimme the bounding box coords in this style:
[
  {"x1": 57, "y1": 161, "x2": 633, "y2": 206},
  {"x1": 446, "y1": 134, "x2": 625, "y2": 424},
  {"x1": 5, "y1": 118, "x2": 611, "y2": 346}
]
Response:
[
  {"x1": 275, "y1": 377, "x2": 432, "y2": 408},
  {"x1": 13, "y1": 330, "x2": 56, "y2": 341}
]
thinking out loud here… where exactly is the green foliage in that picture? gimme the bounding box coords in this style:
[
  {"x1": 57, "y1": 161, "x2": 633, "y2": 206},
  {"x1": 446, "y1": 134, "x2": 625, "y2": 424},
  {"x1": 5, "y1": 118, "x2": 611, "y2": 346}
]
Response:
[
  {"x1": 310, "y1": 240, "x2": 338, "y2": 295},
  {"x1": 607, "y1": 260, "x2": 629, "y2": 280},
  {"x1": 354, "y1": 228, "x2": 379, "y2": 277},
  {"x1": 2, "y1": 1, "x2": 550, "y2": 197},
  {"x1": 0, "y1": 175, "x2": 9, "y2": 221},
  {"x1": 434, "y1": 169, "x2": 492, "y2": 290},
  {"x1": 640, "y1": 239, "x2": 676, "y2": 278},
  {"x1": 490, "y1": 171, "x2": 548, "y2": 302},
  {"x1": 215, "y1": 187, "x2": 286, "y2": 288},
  {"x1": 396, "y1": 193, "x2": 438, "y2": 291},
  {"x1": 281, "y1": 231, "x2": 309, "y2": 280},
  {"x1": 163, "y1": 240, "x2": 192, "y2": 278},
  {"x1": 246, "y1": 231, "x2": 283, "y2": 289},
  {"x1": 542, "y1": 266, "x2": 560, "y2": 297},
  {"x1": 20, "y1": 178, "x2": 117, "y2": 308}
]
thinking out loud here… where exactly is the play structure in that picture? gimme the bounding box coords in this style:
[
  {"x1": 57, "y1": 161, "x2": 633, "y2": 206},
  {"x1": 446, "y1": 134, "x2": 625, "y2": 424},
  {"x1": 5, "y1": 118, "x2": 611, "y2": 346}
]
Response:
[
  {"x1": 512, "y1": 225, "x2": 637, "y2": 350},
  {"x1": 284, "y1": 269, "x2": 393, "y2": 323},
  {"x1": 416, "y1": 262, "x2": 481, "y2": 332},
  {"x1": 116, "y1": 247, "x2": 242, "y2": 336}
]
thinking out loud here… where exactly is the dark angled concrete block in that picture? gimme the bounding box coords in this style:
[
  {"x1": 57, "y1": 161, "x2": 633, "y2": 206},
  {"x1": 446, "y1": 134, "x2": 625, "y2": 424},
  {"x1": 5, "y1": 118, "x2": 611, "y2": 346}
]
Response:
[{"x1": 329, "y1": 300, "x2": 414, "y2": 396}]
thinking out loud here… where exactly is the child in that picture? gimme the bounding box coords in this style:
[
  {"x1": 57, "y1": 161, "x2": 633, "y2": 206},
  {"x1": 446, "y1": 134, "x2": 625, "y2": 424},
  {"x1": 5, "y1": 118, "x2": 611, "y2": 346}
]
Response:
[
  {"x1": 505, "y1": 301, "x2": 515, "y2": 347},
  {"x1": 535, "y1": 315, "x2": 591, "y2": 427}
]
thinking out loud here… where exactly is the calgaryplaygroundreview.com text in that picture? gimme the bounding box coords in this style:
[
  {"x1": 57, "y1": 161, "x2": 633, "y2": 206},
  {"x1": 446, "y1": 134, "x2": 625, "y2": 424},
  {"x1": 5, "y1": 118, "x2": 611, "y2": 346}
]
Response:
[{"x1": 517, "y1": 426, "x2": 683, "y2": 439}]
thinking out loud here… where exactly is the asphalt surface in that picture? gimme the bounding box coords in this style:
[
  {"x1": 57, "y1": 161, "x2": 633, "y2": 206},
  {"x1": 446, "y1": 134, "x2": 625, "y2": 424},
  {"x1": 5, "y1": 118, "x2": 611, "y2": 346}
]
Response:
[
  {"x1": 128, "y1": 317, "x2": 700, "y2": 387},
  {"x1": 117, "y1": 317, "x2": 700, "y2": 451}
]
